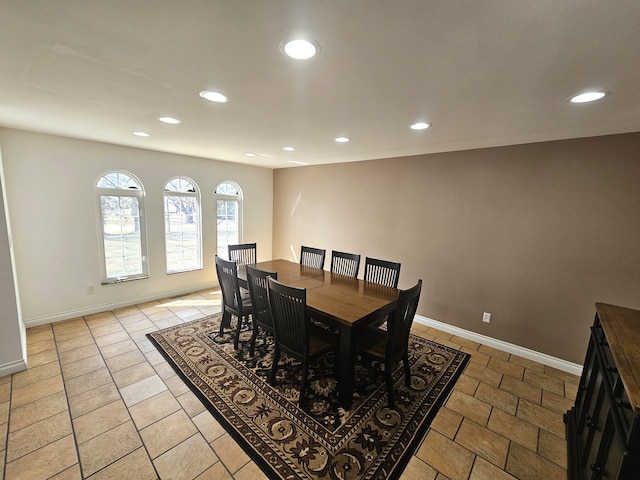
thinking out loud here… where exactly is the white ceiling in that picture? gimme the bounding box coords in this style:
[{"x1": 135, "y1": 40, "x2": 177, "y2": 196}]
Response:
[{"x1": 1, "y1": 1, "x2": 639, "y2": 169}]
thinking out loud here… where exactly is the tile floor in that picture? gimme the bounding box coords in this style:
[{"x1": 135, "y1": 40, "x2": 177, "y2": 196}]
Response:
[{"x1": 0, "y1": 288, "x2": 579, "y2": 480}]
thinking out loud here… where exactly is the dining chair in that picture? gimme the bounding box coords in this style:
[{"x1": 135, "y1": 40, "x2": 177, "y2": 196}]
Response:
[
  {"x1": 364, "y1": 256, "x2": 402, "y2": 327},
  {"x1": 364, "y1": 257, "x2": 401, "y2": 288},
  {"x1": 267, "y1": 277, "x2": 338, "y2": 407},
  {"x1": 215, "y1": 255, "x2": 253, "y2": 350},
  {"x1": 246, "y1": 265, "x2": 277, "y2": 357},
  {"x1": 300, "y1": 245, "x2": 326, "y2": 269},
  {"x1": 355, "y1": 279, "x2": 422, "y2": 409},
  {"x1": 330, "y1": 250, "x2": 361, "y2": 278},
  {"x1": 228, "y1": 242, "x2": 257, "y2": 266}
]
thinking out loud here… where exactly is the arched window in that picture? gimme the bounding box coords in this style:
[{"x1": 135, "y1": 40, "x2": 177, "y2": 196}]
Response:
[
  {"x1": 96, "y1": 171, "x2": 148, "y2": 282},
  {"x1": 164, "y1": 177, "x2": 202, "y2": 273},
  {"x1": 215, "y1": 181, "x2": 242, "y2": 259}
]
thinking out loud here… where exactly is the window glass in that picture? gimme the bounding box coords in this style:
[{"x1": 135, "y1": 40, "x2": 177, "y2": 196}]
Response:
[
  {"x1": 215, "y1": 181, "x2": 242, "y2": 259},
  {"x1": 216, "y1": 182, "x2": 239, "y2": 195},
  {"x1": 164, "y1": 177, "x2": 202, "y2": 273},
  {"x1": 97, "y1": 171, "x2": 140, "y2": 190},
  {"x1": 97, "y1": 171, "x2": 148, "y2": 282}
]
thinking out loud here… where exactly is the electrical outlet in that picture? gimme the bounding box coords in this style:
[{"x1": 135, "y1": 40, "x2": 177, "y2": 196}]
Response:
[
  {"x1": 483, "y1": 312, "x2": 491, "y2": 323},
  {"x1": 87, "y1": 285, "x2": 96, "y2": 295}
]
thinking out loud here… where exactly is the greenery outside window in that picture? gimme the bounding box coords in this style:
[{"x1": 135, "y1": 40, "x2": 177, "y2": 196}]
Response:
[
  {"x1": 97, "y1": 171, "x2": 148, "y2": 283},
  {"x1": 164, "y1": 177, "x2": 202, "y2": 273}
]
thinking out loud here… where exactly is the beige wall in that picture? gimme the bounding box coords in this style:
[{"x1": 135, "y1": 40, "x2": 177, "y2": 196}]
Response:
[
  {"x1": 0, "y1": 128, "x2": 273, "y2": 326},
  {"x1": 273, "y1": 132, "x2": 640, "y2": 364}
]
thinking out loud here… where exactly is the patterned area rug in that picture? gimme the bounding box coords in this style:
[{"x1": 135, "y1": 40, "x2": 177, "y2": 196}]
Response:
[{"x1": 148, "y1": 314, "x2": 469, "y2": 480}]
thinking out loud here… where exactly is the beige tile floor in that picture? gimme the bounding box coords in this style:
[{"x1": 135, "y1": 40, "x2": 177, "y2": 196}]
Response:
[{"x1": 0, "y1": 288, "x2": 579, "y2": 480}]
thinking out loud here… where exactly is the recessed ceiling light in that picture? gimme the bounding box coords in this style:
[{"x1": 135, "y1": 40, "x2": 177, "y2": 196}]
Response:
[
  {"x1": 335, "y1": 137, "x2": 350, "y2": 143},
  {"x1": 132, "y1": 131, "x2": 150, "y2": 137},
  {"x1": 410, "y1": 122, "x2": 431, "y2": 130},
  {"x1": 281, "y1": 39, "x2": 319, "y2": 60},
  {"x1": 199, "y1": 90, "x2": 228, "y2": 103},
  {"x1": 283, "y1": 146, "x2": 296, "y2": 151},
  {"x1": 159, "y1": 116, "x2": 181, "y2": 124},
  {"x1": 244, "y1": 153, "x2": 256, "y2": 157},
  {"x1": 569, "y1": 91, "x2": 609, "y2": 103}
]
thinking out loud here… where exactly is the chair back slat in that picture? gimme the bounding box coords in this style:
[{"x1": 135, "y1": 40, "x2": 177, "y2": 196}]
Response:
[
  {"x1": 330, "y1": 250, "x2": 361, "y2": 278},
  {"x1": 364, "y1": 257, "x2": 401, "y2": 288},
  {"x1": 228, "y1": 243, "x2": 257, "y2": 266},
  {"x1": 215, "y1": 256, "x2": 243, "y2": 313},
  {"x1": 386, "y1": 279, "x2": 422, "y2": 360},
  {"x1": 246, "y1": 265, "x2": 276, "y2": 332},
  {"x1": 300, "y1": 246, "x2": 326, "y2": 269},
  {"x1": 267, "y1": 277, "x2": 308, "y2": 359}
]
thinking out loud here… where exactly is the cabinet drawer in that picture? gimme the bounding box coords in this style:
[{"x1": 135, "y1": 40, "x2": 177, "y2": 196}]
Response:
[
  {"x1": 583, "y1": 387, "x2": 640, "y2": 479},
  {"x1": 595, "y1": 410, "x2": 625, "y2": 479},
  {"x1": 592, "y1": 325, "x2": 620, "y2": 387},
  {"x1": 593, "y1": 328, "x2": 639, "y2": 446},
  {"x1": 613, "y1": 384, "x2": 638, "y2": 447}
]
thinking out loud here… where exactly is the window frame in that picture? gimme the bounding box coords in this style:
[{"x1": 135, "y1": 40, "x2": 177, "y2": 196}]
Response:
[
  {"x1": 96, "y1": 171, "x2": 149, "y2": 284},
  {"x1": 163, "y1": 176, "x2": 203, "y2": 274},
  {"x1": 215, "y1": 181, "x2": 243, "y2": 259}
]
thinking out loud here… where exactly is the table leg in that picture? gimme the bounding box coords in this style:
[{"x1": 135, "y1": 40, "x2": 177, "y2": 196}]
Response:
[{"x1": 337, "y1": 324, "x2": 355, "y2": 409}]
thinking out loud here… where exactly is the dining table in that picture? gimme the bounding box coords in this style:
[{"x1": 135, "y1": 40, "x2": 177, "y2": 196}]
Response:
[{"x1": 238, "y1": 258, "x2": 400, "y2": 409}]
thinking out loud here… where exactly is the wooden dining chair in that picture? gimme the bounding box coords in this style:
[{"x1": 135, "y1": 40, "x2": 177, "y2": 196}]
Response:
[
  {"x1": 355, "y1": 279, "x2": 422, "y2": 409},
  {"x1": 300, "y1": 245, "x2": 326, "y2": 269},
  {"x1": 330, "y1": 250, "x2": 361, "y2": 278},
  {"x1": 364, "y1": 256, "x2": 402, "y2": 327},
  {"x1": 228, "y1": 242, "x2": 257, "y2": 266},
  {"x1": 246, "y1": 265, "x2": 277, "y2": 356},
  {"x1": 267, "y1": 277, "x2": 338, "y2": 407},
  {"x1": 364, "y1": 257, "x2": 401, "y2": 288},
  {"x1": 215, "y1": 256, "x2": 253, "y2": 350}
]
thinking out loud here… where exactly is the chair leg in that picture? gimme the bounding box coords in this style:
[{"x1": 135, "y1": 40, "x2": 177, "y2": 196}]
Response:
[
  {"x1": 233, "y1": 315, "x2": 244, "y2": 350},
  {"x1": 269, "y1": 347, "x2": 280, "y2": 386},
  {"x1": 249, "y1": 322, "x2": 259, "y2": 356},
  {"x1": 299, "y1": 360, "x2": 309, "y2": 407},
  {"x1": 220, "y1": 310, "x2": 231, "y2": 335},
  {"x1": 386, "y1": 361, "x2": 395, "y2": 409},
  {"x1": 403, "y1": 353, "x2": 411, "y2": 387}
]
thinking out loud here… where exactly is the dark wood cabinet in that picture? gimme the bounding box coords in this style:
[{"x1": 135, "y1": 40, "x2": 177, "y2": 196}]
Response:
[{"x1": 565, "y1": 303, "x2": 640, "y2": 479}]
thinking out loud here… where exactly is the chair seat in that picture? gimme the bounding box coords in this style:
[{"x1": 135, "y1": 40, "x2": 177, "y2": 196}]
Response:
[
  {"x1": 308, "y1": 322, "x2": 338, "y2": 356},
  {"x1": 227, "y1": 295, "x2": 252, "y2": 316},
  {"x1": 356, "y1": 326, "x2": 388, "y2": 358},
  {"x1": 240, "y1": 295, "x2": 252, "y2": 309},
  {"x1": 309, "y1": 334, "x2": 335, "y2": 356}
]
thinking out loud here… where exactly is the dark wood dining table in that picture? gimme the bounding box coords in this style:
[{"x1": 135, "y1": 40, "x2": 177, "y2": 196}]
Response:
[{"x1": 238, "y1": 259, "x2": 400, "y2": 409}]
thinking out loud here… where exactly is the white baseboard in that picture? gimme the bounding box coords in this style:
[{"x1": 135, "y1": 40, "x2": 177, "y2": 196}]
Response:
[
  {"x1": 23, "y1": 282, "x2": 218, "y2": 328},
  {"x1": 0, "y1": 357, "x2": 27, "y2": 377},
  {"x1": 415, "y1": 314, "x2": 583, "y2": 377}
]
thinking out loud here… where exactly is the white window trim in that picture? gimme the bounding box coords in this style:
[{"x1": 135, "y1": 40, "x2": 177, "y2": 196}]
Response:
[
  {"x1": 163, "y1": 176, "x2": 203, "y2": 274},
  {"x1": 215, "y1": 181, "x2": 243, "y2": 259},
  {"x1": 96, "y1": 171, "x2": 149, "y2": 284}
]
